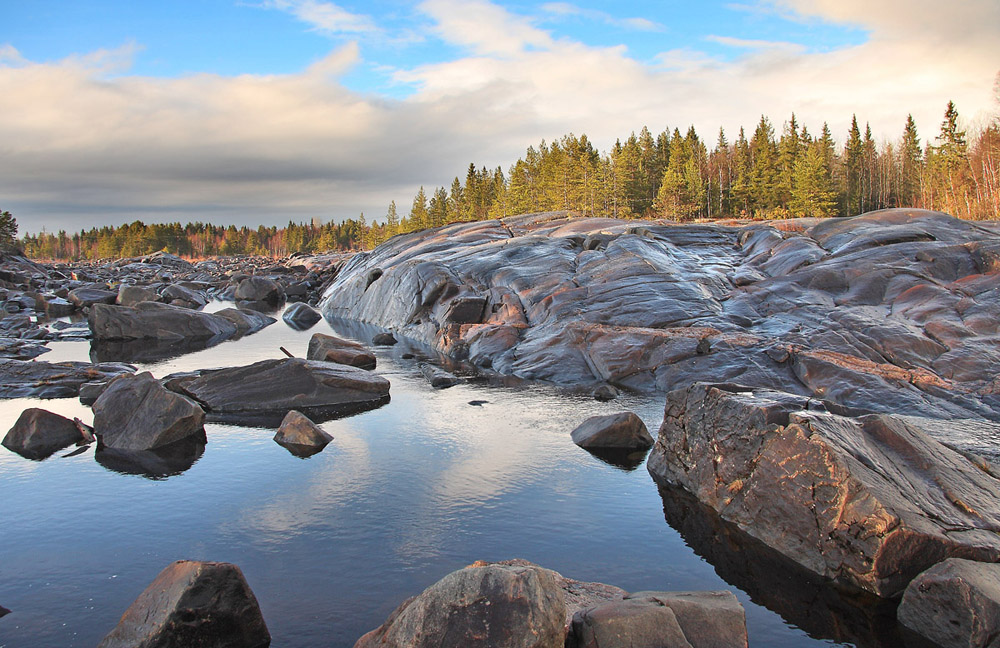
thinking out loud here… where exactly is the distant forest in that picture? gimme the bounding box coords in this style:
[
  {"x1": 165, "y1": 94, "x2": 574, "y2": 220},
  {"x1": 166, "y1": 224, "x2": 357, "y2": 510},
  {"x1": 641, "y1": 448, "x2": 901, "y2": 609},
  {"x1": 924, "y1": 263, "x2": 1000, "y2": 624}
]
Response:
[{"x1": 21, "y1": 101, "x2": 1000, "y2": 261}]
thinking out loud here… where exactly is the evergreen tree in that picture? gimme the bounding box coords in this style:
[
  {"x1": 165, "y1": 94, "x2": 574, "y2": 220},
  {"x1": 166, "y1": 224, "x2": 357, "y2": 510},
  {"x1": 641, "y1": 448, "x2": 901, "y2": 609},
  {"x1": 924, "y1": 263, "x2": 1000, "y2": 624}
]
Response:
[
  {"x1": 898, "y1": 115, "x2": 923, "y2": 207},
  {"x1": 408, "y1": 186, "x2": 429, "y2": 232},
  {"x1": 791, "y1": 141, "x2": 838, "y2": 217},
  {"x1": 0, "y1": 210, "x2": 18, "y2": 249},
  {"x1": 845, "y1": 115, "x2": 864, "y2": 215}
]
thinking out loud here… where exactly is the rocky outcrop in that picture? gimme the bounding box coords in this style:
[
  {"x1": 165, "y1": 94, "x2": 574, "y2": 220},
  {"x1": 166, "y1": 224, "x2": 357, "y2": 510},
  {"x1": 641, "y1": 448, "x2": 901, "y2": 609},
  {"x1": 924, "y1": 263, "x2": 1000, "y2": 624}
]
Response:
[
  {"x1": 897, "y1": 558, "x2": 1000, "y2": 648},
  {"x1": 97, "y1": 560, "x2": 270, "y2": 648},
  {"x1": 306, "y1": 333, "x2": 376, "y2": 369},
  {"x1": 166, "y1": 357, "x2": 390, "y2": 425},
  {"x1": 571, "y1": 412, "x2": 652, "y2": 449},
  {"x1": 321, "y1": 210, "x2": 1000, "y2": 420},
  {"x1": 0, "y1": 359, "x2": 134, "y2": 398},
  {"x1": 93, "y1": 372, "x2": 205, "y2": 451},
  {"x1": 356, "y1": 560, "x2": 747, "y2": 648},
  {"x1": 2, "y1": 408, "x2": 88, "y2": 459},
  {"x1": 647, "y1": 382, "x2": 1000, "y2": 597}
]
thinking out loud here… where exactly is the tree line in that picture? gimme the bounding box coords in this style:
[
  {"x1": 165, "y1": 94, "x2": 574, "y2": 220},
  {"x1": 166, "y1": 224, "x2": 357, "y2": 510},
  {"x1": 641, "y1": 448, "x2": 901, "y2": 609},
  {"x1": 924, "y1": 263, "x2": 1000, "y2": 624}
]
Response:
[{"x1": 18, "y1": 100, "x2": 1000, "y2": 261}]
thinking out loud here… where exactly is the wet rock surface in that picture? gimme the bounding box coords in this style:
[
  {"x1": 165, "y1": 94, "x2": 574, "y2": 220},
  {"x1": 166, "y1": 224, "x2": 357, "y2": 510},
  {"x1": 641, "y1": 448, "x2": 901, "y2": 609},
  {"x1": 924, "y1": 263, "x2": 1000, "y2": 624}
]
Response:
[
  {"x1": 898, "y1": 558, "x2": 1000, "y2": 648},
  {"x1": 97, "y1": 560, "x2": 270, "y2": 648},
  {"x1": 166, "y1": 357, "x2": 390, "y2": 426},
  {"x1": 306, "y1": 332, "x2": 377, "y2": 369},
  {"x1": 321, "y1": 209, "x2": 1000, "y2": 420},
  {"x1": 571, "y1": 411, "x2": 652, "y2": 450},
  {"x1": 273, "y1": 410, "x2": 333, "y2": 454},
  {"x1": 647, "y1": 382, "x2": 1000, "y2": 597},
  {"x1": 0, "y1": 359, "x2": 134, "y2": 398}
]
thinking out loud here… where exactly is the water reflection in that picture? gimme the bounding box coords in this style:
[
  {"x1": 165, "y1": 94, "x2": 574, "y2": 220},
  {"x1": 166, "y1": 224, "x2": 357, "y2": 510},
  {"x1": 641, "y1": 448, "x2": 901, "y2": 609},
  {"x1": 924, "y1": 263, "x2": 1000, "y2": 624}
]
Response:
[
  {"x1": 658, "y1": 484, "x2": 905, "y2": 648},
  {"x1": 90, "y1": 336, "x2": 231, "y2": 364},
  {"x1": 94, "y1": 432, "x2": 207, "y2": 480},
  {"x1": 581, "y1": 447, "x2": 649, "y2": 471}
]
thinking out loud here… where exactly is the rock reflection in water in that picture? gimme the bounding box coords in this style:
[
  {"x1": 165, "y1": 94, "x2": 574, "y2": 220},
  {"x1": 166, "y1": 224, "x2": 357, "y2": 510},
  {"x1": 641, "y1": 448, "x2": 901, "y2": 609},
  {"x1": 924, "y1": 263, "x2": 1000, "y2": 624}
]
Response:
[
  {"x1": 581, "y1": 447, "x2": 649, "y2": 471},
  {"x1": 657, "y1": 485, "x2": 905, "y2": 648},
  {"x1": 95, "y1": 432, "x2": 207, "y2": 480},
  {"x1": 90, "y1": 336, "x2": 230, "y2": 364}
]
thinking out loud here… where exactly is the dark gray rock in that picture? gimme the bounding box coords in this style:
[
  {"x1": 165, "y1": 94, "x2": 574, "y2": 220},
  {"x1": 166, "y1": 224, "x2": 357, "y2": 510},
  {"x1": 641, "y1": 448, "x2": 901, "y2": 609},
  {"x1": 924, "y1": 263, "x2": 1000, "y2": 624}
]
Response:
[
  {"x1": 273, "y1": 410, "x2": 333, "y2": 449},
  {"x1": 97, "y1": 560, "x2": 269, "y2": 648},
  {"x1": 647, "y1": 382, "x2": 1000, "y2": 597},
  {"x1": 168, "y1": 357, "x2": 390, "y2": 426},
  {"x1": 117, "y1": 285, "x2": 159, "y2": 307},
  {"x1": 2, "y1": 408, "x2": 86, "y2": 460},
  {"x1": 89, "y1": 301, "x2": 237, "y2": 342},
  {"x1": 93, "y1": 372, "x2": 205, "y2": 451},
  {"x1": 571, "y1": 412, "x2": 652, "y2": 450},
  {"x1": 213, "y1": 308, "x2": 276, "y2": 335},
  {"x1": 44, "y1": 296, "x2": 75, "y2": 316},
  {"x1": 307, "y1": 333, "x2": 376, "y2": 369},
  {"x1": 898, "y1": 558, "x2": 1000, "y2": 648},
  {"x1": 0, "y1": 359, "x2": 134, "y2": 398},
  {"x1": 234, "y1": 276, "x2": 283, "y2": 304},
  {"x1": 354, "y1": 560, "x2": 566, "y2": 648},
  {"x1": 161, "y1": 284, "x2": 207, "y2": 309},
  {"x1": 372, "y1": 332, "x2": 397, "y2": 346},
  {"x1": 95, "y1": 434, "x2": 206, "y2": 479},
  {"x1": 68, "y1": 285, "x2": 117, "y2": 308},
  {"x1": 420, "y1": 364, "x2": 459, "y2": 389},
  {"x1": 282, "y1": 302, "x2": 322, "y2": 329}
]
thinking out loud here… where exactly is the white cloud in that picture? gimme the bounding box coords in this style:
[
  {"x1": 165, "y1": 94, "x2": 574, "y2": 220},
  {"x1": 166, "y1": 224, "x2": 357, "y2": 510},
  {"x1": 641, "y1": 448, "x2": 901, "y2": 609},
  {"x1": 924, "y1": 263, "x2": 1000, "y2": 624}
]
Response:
[
  {"x1": 540, "y1": 2, "x2": 664, "y2": 32},
  {"x1": 262, "y1": 0, "x2": 377, "y2": 34},
  {"x1": 1, "y1": 0, "x2": 997, "y2": 233}
]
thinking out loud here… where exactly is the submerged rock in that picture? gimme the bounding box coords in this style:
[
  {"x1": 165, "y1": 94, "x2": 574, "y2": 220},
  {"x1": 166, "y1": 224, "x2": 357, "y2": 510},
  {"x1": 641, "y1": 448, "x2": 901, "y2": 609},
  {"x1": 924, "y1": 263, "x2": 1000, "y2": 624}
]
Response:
[
  {"x1": 0, "y1": 359, "x2": 134, "y2": 399},
  {"x1": 93, "y1": 372, "x2": 205, "y2": 451},
  {"x1": 306, "y1": 333, "x2": 376, "y2": 369},
  {"x1": 167, "y1": 357, "x2": 390, "y2": 426},
  {"x1": 647, "y1": 382, "x2": 1000, "y2": 597},
  {"x1": 97, "y1": 560, "x2": 270, "y2": 648},
  {"x1": 321, "y1": 209, "x2": 1000, "y2": 420},
  {"x1": 2, "y1": 408, "x2": 87, "y2": 460},
  {"x1": 897, "y1": 558, "x2": 1000, "y2": 648},
  {"x1": 420, "y1": 364, "x2": 459, "y2": 389}
]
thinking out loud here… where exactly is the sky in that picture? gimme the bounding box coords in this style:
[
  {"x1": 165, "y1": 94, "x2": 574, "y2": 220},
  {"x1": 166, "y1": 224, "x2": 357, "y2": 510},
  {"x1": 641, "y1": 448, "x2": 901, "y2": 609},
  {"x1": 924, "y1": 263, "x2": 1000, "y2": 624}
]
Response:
[{"x1": 2, "y1": 0, "x2": 998, "y2": 235}]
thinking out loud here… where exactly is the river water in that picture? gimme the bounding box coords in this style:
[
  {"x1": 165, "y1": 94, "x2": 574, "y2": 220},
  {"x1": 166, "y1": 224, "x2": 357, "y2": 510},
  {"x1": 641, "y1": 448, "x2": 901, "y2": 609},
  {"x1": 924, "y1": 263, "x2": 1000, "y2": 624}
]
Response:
[{"x1": 0, "y1": 303, "x2": 897, "y2": 647}]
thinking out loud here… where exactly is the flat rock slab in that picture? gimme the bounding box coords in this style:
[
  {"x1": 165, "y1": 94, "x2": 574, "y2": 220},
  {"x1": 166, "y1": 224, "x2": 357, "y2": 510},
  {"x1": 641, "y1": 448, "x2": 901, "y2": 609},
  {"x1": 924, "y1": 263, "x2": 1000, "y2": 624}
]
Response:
[
  {"x1": 98, "y1": 560, "x2": 270, "y2": 648},
  {"x1": 307, "y1": 333, "x2": 376, "y2": 369},
  {"x1": 647, "y1": 382, "x2": 1000, "y2": 597},
  {"x1": 320, "y1": 209, "x2": 1000, "y2": 420},
  {"x1": 571, "y1": 411, "x2": 652, "y2": 449},
  {"x1": 169, "y1": 357, "x2": 390, "y2": 426},
  {"x1": 93, "y1": 372, "x2": 206, "y2": 451},
  {"x1": 89, "y1": 301, "x2": 238, "y2": 342},
  {"x1": 2, "y1": 408, "x2": 86, "y2": 460},
  {"x1": 898, "y1": 558, "x2": 1000, "y2": 648},
  {"x1": 0, "y1": 359, "x2": 134, "y2": 399}
]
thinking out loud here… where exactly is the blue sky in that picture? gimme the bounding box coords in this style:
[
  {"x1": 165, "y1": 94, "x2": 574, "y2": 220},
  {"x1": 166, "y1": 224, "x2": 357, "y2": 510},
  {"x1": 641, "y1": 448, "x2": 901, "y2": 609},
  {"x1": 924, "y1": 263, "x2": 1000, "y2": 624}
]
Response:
[{"x1": 1, "y1": 0, "x2": 996, "y2": 233}]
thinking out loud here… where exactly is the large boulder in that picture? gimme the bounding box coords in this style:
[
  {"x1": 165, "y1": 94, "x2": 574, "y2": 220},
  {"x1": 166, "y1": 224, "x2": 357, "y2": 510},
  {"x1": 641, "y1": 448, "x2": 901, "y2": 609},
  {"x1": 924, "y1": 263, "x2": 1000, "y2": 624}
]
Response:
[
  {"x1": 321, "y1": 210, "x2": 1000, "y2": 420},
  {"x1": 571, "y1": 412, "x2": 652, "y2": 449},
  {"x1": 167, "y1": 357, "x2": 390, "y2": 426},
  {"x1": 68, "y1": 285, "x2": 117, "y2": 308},
  {"x1": 647, "y1": 382, "x2": 1000, "y2": 597},
  {"x1": 89, "y1": 301, "x2": 237, "y2": 342},
  {"x1": 898, "y1": 558, "x2": 1000, "y2": 648},
  {"x1": 568, "y1": 591, "x2": 747, "y2": 648},
  {"x1": 307, "y1": 333, "x2": 376, "y2": 369},
  {"x1": 97, "y1": 560, "x2": 270, "y2": 648},
  {"x1": 0, "y1": 359, "x2": 134, "y2": 399},
  {"x1": 355, "y1": 560, "x2": 566, "y2": 648},
  {"x1": 234, "y1": 276, "x2": 283, "y2": 304},
  {"x1": 117, "y1": 285, "x2": 159, "y2": 307},
  {"x1": 282, "y1": 302, "x2": 322, "y2": 329},
  {"x1": 213, "y1": 308, "x2": 276, "y2": 335},
  {"x1": 93, "y1": 372, "x2": 205, "y2": 451},
  {"x1": 2, "y1": 408, "x2": 87, "y2": 460},
  {"x1": 160, "y1": 284, "x2": 207, "y2": 309}
]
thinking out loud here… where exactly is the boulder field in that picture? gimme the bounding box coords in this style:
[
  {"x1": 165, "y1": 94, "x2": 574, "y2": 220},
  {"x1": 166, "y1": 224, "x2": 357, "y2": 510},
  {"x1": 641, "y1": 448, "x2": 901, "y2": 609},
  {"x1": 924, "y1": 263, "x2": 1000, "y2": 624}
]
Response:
[{"x1": 320, "y1": 209, "x2": 1000, "y2": 421}]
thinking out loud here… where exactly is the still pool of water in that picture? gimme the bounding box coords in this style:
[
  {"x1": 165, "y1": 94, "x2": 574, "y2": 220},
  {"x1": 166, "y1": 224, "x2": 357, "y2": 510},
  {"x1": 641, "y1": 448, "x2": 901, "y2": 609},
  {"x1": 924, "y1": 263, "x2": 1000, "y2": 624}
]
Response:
[{"x1": 1, "y1": 305, "x2": 895, "y2": 647}]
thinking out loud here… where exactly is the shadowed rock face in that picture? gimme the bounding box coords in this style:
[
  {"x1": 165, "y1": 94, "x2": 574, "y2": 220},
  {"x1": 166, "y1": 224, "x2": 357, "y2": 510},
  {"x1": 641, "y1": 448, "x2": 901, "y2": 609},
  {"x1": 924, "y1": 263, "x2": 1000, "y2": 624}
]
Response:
[
  {"x1": 320, "y1": 209, "x2": 1000, "y2": 420},
  {"x1": 647, "y1": 382, "x2": 1000, "y2": 598}
]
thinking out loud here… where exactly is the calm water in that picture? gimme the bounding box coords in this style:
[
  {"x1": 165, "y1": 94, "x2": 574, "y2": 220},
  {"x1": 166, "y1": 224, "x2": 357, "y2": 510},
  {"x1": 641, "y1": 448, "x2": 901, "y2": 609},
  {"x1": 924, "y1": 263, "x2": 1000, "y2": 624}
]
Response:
[{"x1": 0, "y1": 304, "x2": 890, "y2": 648}]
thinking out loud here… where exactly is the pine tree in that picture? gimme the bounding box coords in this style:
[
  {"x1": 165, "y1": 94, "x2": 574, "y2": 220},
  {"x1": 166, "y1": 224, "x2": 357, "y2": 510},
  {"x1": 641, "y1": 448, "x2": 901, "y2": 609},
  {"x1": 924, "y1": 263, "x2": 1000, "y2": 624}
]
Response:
[
  {"x1": 0, "y1": 210, "x2": 18, "y2": 249},
  {"x1": 408, "y1": 187, "x2": 429, "y2": 232},
  {"x1": 845, "y1": 115, "x2": 864, "y2": 216},
  {"x1": 898, "y1": 115, "x2": 923, "y2": 208}
]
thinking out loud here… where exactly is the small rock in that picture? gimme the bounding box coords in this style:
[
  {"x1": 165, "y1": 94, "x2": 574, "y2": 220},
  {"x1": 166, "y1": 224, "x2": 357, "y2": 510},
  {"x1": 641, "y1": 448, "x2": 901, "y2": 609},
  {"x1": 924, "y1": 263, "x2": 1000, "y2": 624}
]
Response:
[
  {"x1": 93, "y1": 372, "x2": 205, "y2": 451},
  {"x1": 372, "y1": 332, "x2": 397, "y2": 346},
  {"x1": 593, "y1": 384, "x2": 619, "y2": 401},
  {"x1": 282, "y1": 302, "x2": 322, "y2": 329},
  {"x1": 2, "y1": 408, "x2": 86, "y2": 460},
  {"x1": 898, "y1": 558, "x2": 1000, "y2": 648},
  {"x1": 274, "y1": 410, "x2": 333, "y2": 448},
  {"x1": 307, "y1": 333, "x2": 376, "y2": 369},
  {"x1": 97, "y1": 560, "x2": 270, "y2": 648},
  {"x1": 421, "y1": 364, "x2": 459, "y2": 389},
  {"x1": 0, "y1": 604, "x2": 9, "y2": 617},
  {"x1": 571, "y1": 412, "x2": 652, "y2": 450}
]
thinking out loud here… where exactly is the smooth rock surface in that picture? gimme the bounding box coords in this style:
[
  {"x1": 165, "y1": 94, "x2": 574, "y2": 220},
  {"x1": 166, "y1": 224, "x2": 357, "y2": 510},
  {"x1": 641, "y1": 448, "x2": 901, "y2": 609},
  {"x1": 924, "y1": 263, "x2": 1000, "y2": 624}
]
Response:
[
  {"x1": 354, "y1": 560, "x2": 566, "y2": 648},
  {"x1": 274, "y1": 410, "x2": 333, "y2": 448},
  {"x1": 321, "y1": 209, "x2": 1000, "y2": 420},
  {"x1": 97, "y1": 560, "x2": 270, "y2": 648},
  {"x1": 168, "y1": 357, "x2": 390, "y2": 425},
  {"x1": 2, "y1": 408, "x2": 86, "y2": 460},
  {"x1": 234, "y1": 276, "x2": 283, "y2": 304},
  {"x1": 93, "y1": 372, "x2": 205, "y2": 451},
  {"x1": 306, "y1": 333, "x2": 376, "y2": 369},
  {"x1": 89, "y1": 301, "x2": 238, "y2": 342},
  {"x1": 0, "y1": 359, "x2": 134, "y2": 398},
  {"x1": 647, "y1": 382, "x2": 1000, "y2": 597},
  {"x1": 571, "y1": 412, "x2": 652, "y2": 449},
  {"x1": 282, "y1": 301, "x2": 322, "y2": 329}
]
